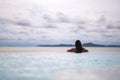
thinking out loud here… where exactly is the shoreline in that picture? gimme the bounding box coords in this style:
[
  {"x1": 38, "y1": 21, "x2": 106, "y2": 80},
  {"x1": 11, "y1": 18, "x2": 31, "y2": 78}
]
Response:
[{"x1": 0, "y1": 47, "x2": 120, "y2": 53}]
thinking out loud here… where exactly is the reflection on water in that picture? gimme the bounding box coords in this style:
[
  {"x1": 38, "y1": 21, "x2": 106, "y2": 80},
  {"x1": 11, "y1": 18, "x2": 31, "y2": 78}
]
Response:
[{"x1": 0, "y1": 52, "x2": 120, "y2": 80}]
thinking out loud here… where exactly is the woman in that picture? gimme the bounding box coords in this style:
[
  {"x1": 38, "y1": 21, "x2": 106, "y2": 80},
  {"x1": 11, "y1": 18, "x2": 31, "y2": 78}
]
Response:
[{"x1": 67, "y1": 40, "x2": 88, "y2": 53}]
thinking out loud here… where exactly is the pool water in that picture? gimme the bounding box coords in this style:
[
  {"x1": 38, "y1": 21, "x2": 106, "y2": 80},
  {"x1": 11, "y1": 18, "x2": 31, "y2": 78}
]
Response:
[{"x1": 0, "y1": 52, "x2": 120, "y2": 80}]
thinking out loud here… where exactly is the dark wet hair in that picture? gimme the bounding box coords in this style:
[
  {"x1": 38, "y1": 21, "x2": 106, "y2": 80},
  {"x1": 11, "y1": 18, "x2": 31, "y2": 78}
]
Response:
[{"x1": 75, "y1": 40, "x2": 82, "y2": 53}]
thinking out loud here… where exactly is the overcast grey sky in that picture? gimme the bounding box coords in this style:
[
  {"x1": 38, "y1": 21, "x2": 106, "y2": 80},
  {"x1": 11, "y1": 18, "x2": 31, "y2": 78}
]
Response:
[{"x1": 0, "y1": 0, "x2": 120, "y2": 46}]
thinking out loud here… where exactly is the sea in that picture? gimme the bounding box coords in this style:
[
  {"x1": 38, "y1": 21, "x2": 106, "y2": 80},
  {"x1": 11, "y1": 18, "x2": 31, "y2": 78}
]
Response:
[{"x1": 0, "y1": 47, "x2": 120, "y2": 80}]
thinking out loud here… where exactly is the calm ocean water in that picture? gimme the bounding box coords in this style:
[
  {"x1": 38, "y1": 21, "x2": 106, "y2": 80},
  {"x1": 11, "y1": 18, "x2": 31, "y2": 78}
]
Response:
[{"x1": 0, "y1": 47, "x2": 120, "y2": 80}]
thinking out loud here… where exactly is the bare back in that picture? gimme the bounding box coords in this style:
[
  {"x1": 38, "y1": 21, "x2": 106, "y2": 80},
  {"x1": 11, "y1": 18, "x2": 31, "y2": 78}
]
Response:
[{"x1": 67, "y1": 47, "x2": 88, "y2": 53}]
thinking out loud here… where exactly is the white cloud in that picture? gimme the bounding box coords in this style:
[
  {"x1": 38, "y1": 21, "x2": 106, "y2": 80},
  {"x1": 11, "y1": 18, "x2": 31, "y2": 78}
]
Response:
[{"x1": 0, "y1": 0, "x2": 120, "y2": 46}]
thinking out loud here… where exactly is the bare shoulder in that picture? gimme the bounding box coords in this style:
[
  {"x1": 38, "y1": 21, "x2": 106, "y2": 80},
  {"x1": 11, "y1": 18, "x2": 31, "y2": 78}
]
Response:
[
  {"x1": 67, "y1": 48, "x2": 76, "y2": 52},
  {"x1": 82, "y1": 47, "x2": 89, "y2": 52}
]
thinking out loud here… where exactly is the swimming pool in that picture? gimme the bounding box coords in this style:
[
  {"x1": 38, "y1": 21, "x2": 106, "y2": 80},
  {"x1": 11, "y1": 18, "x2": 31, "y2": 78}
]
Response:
[{"x1": 0, "y1": 52, "x2": 120, "y2": 80}]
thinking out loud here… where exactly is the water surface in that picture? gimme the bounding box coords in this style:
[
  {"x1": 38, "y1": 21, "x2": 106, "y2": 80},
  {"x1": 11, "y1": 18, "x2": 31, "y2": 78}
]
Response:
[{"x1": 0, "y1": 52, "x2": 120, "y2": 80}]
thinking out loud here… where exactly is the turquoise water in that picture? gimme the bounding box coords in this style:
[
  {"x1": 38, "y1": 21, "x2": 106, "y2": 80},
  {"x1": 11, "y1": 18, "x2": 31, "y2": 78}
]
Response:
[{"x1": 0, "y1": 52, "x2": 120, "y2": 80}]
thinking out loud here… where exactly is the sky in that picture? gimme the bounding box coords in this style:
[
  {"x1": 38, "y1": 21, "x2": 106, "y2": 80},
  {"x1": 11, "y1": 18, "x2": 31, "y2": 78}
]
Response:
[{"x1": 0, "y1": 0, "x2": 120, "y2": 46}]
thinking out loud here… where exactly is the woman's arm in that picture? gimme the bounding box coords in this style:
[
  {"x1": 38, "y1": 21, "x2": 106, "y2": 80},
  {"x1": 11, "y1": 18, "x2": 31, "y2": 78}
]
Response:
[
  {"x1": 67, "y1": 48, "x2": 76, "y2": 52},
  {"x1": 82, "y1": 48, "x2": 88, "y2": 52}
]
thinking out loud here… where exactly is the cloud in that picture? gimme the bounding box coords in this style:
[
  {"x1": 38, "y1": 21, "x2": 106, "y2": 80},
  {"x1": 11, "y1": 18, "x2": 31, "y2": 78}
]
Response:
[
  {"x1": 96, "y1": 15, "x2": 107, "y2": 25},
  {"x1": 0, "y1": 33, "x2": 15, "y2": 40},
  {"x1": 107, "y1": 24, "x2": 120, "y2": 29},
  {"x1": 101, "y1": 34, "x2": 113, "y2": 37},
  {"x1": 86, "y1": 29, "x2": 107, "y2": 33},
  {"x1": 56, "y1": 12, "x2": 72, "y2": 23},
  {"x1": 0, "y1": 17, "x2": 31, "y2": 26},
  {"x1": 0, "y1": 0, "x2": 120, "y2": 46},
  {"x1": 15, "y1": 20, "x2": 31, "y2": 27},
  {"x1": 44, "y1": 23, "x2": 57, "y2": 28}
]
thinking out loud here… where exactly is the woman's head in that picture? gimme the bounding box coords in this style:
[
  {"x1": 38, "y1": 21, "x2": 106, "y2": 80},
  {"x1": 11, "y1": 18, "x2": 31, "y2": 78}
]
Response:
[{"x1": 75, "y1": 40, "x2": 82, "y2": 53}]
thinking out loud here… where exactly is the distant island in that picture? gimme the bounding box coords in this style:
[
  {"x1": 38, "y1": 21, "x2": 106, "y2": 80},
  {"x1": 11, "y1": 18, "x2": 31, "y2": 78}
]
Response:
[{"x1": 38, "y1": 43, "x2": 120, "y2": 47}]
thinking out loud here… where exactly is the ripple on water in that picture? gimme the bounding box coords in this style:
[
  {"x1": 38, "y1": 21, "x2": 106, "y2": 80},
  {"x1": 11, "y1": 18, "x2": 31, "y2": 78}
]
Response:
[{"x1": 0, "y1": 52, "x2": 120, "y2": 80}]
